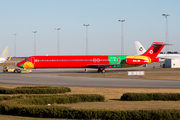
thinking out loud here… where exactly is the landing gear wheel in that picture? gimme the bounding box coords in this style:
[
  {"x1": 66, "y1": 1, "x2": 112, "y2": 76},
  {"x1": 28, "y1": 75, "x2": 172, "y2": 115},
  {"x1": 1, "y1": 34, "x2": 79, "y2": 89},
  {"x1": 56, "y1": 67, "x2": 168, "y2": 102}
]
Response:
[
  {"x1": 97, "y1": 69, "x2": 101, "y2": 73},
  {"x1": 17, "y1": 69, "x2": 21, "y2": 73},
  {"x1": 97, "y1": 68, "x2": 106, "y2": 73},
  {"x1": 101, "y1": 69, "x2": 105, "y2": 73},
  {"x1": 14, "y1": 69, "x2": 18, "y2": 73}
]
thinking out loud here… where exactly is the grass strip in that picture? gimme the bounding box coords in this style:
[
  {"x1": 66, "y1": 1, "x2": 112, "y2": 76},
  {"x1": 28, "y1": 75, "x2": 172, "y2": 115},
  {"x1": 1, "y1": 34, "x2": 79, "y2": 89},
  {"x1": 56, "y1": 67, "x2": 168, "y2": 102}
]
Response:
[
  {"x1": 0, "y1": 103, "x2": 180, "y2": 119},
  {"x1": 15, "y1": 94, "x2": 105, "y2": 105},
  {"x1": 121, "y1": 93, "x2": 180, "y2": 101},
  {"x1": 0, "y1": 95, "x2": 23, "y2": 101},
  {"x1": 0, "y1": 86, "x2": 71, "y2": 94}
]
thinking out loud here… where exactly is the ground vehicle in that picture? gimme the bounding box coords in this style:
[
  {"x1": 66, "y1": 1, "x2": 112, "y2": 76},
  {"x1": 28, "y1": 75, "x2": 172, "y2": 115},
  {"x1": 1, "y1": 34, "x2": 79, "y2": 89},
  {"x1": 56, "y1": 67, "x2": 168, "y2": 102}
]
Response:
[{"x1": 3, "y1": 66, "x2": 31, "y2": 73}]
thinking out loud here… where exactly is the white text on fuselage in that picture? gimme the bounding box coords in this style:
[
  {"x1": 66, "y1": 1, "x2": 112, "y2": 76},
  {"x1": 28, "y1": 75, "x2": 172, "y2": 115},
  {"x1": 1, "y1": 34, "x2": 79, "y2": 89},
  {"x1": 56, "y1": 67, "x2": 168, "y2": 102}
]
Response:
[
  {"x1": 133, "y1": 60, "x2": 148, "y2": 63},
  {"x1": 133, "y1": 60, "x2": 140, "y2": 62}
]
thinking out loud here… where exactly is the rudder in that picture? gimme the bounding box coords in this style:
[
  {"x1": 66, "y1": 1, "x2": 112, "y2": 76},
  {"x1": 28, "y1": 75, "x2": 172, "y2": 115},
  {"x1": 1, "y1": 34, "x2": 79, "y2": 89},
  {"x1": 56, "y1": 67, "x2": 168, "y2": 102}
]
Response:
[
  {"x1": 0, "y1": 46, "x2": 9, "y2": 58},
  {"x1": 141, "y1": 42, "x2": 165, "y2": 58}
]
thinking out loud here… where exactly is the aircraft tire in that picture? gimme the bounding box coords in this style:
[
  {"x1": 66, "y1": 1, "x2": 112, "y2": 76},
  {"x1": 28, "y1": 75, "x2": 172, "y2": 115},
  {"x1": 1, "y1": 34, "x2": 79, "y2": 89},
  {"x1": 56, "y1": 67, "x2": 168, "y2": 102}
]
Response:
[
  {"x1": 17, "y1": 69, "x2": 21, "y2": 73},
  {"x1": 101, "y1": 69, "x2": 105, "y2": 73},
  {"x1": 14, "y1": 69, "x2": 18, "y2": 73}
]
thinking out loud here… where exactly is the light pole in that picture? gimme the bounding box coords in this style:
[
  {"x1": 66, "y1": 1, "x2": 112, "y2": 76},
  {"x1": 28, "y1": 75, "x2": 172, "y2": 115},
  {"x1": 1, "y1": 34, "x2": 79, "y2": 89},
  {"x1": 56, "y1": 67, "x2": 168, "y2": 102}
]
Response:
[
  {"x1": 12, "y1": 34, "x2": 17, "y2": 58},
  {"x1": 118, "y1": 19, "x2": 126, "y2": 55},
  {"x1": 32, "y1": 31, "x2": 38, "y2": 55},
  {"x1": 55, "y1": 28, "x2": 61, "y2": 55},
  {"x1": 83, "y1": 24, "x2": 90, "y2": 55},
  {"x1": 162, "y1": 14, "x2": 170, "y2": 53}
]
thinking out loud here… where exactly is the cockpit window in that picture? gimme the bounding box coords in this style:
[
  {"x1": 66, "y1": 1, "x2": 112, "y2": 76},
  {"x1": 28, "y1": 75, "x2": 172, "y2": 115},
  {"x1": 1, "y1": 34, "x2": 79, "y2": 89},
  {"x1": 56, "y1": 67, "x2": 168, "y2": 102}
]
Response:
[{"x1": 25, "y1": 58, "x2": 30, "y2": 61}]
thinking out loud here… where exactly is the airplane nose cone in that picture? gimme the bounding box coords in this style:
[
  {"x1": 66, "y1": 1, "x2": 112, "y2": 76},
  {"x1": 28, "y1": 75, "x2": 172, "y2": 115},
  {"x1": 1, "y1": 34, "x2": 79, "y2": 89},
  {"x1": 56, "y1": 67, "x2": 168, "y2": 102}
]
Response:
[
  {"x1": 17, "y1": 61, "x2": 24, "y2": 68},
  {"x1": 17, "y1": 60, "x2": 34, "y2": 69}
]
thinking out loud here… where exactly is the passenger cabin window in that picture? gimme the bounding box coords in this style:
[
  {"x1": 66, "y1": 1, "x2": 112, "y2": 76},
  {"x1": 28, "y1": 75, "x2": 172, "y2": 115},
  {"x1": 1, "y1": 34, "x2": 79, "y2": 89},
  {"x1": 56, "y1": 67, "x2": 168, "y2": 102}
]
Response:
[{"x1": 25, "y1": 58, "x2": 30, "y2": 61}]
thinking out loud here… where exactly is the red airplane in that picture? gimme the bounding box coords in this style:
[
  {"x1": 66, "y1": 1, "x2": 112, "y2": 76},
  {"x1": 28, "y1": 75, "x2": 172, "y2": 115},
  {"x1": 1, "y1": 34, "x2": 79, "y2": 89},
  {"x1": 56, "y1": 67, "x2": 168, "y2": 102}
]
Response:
[{"x1": 17, "y1": 42, "x2": 165, "y2": 73}]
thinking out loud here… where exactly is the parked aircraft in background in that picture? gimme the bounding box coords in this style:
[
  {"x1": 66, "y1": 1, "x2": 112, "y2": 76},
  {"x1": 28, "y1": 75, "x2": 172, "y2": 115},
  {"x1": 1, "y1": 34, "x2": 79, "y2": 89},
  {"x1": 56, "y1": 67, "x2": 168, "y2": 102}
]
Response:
[
  {"x1": 17, "y1": 42, "x2": 165, "y2": 73},
  {"x1": 135, "y1": 41, "x2": 180, "y2": 62},
  {"x1": 135, "y1": 41, "x2": 146, "y2": 55},
  {"x1": 0, "y1": 46, "x2": 9, "y2": 63}
]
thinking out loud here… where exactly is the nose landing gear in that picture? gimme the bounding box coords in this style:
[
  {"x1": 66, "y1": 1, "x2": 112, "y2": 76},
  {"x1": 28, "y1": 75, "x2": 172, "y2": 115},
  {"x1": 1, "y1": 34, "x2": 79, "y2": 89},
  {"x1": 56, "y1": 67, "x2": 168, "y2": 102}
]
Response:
[{"x1": 97, "y1": 68, "x2": 106, "y2": 73}]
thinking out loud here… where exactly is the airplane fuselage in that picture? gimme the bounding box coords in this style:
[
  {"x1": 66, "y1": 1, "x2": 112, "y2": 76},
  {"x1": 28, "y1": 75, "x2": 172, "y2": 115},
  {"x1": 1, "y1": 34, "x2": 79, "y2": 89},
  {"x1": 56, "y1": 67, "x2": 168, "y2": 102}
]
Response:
[
  {"x1": 0, "y1": 58, "x2": 6, "y2": 63},
  {"x1": 17, "y1": 55, "x2": 153, "y2": 69},
  {"x1": 17, "y1": 42, "x2": 165, "y2": 73}
]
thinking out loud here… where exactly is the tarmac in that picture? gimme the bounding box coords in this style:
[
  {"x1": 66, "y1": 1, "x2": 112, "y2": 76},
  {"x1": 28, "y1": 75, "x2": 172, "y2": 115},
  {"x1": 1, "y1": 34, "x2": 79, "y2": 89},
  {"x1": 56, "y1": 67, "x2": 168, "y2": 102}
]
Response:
[{"x1": 0, "y1": 64, "x2": 180, "y2": 88}]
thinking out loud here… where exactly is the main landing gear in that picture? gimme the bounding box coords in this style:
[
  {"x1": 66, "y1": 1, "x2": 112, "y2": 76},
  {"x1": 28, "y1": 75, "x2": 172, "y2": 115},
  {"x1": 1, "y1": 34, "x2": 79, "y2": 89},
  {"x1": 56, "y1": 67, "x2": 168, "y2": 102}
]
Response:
[{"x1": 97, "y1": 68, "x2": 106, "y2": 73}]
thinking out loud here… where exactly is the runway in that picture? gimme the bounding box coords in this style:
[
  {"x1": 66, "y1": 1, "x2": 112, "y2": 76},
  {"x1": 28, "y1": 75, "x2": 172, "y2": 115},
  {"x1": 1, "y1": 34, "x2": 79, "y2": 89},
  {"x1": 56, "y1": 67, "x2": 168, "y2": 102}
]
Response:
[{"x1": 0, "y1": 69, "x2": 180, "y2": 88}]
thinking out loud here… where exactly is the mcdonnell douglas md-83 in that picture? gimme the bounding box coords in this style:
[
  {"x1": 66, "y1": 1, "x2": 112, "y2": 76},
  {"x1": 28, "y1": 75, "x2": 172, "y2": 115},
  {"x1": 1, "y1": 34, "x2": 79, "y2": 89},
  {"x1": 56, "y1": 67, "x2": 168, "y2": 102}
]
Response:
[{"x1": 17, "y1": 42, "x2": 165, "y2": 73}]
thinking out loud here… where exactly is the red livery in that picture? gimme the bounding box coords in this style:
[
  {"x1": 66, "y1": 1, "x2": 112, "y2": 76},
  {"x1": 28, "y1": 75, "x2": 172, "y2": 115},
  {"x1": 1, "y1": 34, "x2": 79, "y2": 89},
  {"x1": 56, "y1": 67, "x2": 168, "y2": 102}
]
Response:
[{"x1": 17, "y1": 42, "x2": 165, "y2": 73}]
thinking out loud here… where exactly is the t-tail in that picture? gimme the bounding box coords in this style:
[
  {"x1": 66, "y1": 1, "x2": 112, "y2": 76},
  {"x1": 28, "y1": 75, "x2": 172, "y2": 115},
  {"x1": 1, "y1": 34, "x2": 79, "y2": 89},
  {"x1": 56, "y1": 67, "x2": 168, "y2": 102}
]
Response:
[
  {"x1": 126, "y1": 42, "x2": 165, "y2": 65},
  {"x1": 141, "y1": 42, "x2": 165, "y2": 59}
]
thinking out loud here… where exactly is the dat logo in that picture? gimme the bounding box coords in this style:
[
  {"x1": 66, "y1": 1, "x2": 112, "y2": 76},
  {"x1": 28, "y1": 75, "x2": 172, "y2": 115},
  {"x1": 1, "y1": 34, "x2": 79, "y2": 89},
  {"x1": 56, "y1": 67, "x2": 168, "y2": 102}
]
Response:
[
  {"x1": 133, "y1": 60, "x2": 140, "y2": 62},
  {"x1": 149, "y1": 50, "x2": 153, "y2": 54},
  {"x1": 93, "y1": 58, "x2": 100, "y2": 63}
]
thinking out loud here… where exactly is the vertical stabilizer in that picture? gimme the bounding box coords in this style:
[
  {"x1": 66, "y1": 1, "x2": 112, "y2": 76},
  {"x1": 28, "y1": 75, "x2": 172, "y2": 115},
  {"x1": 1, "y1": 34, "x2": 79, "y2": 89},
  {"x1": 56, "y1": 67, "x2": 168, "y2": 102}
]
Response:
[
  {"x1": 135, "y1": 41, "x2": 146, "y2": 55},
  {"x1": 142, "y1": 42, "x2": 165, "y2": 58},
  {"x1": 0, "y1": 46, "x2": 9, "y2": 59}
]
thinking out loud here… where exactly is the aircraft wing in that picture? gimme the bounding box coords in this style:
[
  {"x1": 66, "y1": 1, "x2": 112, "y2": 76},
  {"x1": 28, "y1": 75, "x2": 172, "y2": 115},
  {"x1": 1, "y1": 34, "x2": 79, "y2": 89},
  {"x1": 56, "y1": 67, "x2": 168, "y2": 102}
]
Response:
[{"x1": 86, "y1": 64, "x2": 125, "y2": 68}]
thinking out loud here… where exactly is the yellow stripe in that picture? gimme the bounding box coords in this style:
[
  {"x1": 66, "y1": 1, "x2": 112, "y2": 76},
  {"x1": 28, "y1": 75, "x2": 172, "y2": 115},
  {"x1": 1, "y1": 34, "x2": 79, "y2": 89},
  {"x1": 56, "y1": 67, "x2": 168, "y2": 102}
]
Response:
[
  {"x1": 8, "y1": 56, "x2": 12, "y2": 61},
  {"x1": 127, "y1": 55, "x2": 151, "y2": 63},
  {"x1": 23, "y1": 62, "x2": 34, "y2": 69}
]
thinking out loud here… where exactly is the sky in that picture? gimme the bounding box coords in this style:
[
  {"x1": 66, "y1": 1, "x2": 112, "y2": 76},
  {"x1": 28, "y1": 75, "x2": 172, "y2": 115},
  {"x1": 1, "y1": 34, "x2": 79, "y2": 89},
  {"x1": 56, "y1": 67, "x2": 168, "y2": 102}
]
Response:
[{"x1": 0, "y1": 0, "x2": 180, "y2": 57}]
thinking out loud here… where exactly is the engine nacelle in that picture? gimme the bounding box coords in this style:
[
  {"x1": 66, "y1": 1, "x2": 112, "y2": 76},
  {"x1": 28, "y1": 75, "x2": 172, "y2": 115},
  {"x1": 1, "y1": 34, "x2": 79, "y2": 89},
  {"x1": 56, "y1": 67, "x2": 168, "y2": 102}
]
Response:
[
  {"x1": 126, "y1": 58, "x2": 149, "y2": 65},
  {"x1": 125, "y1": 55, "x2": 159, "y2": 65},
  {"x1": 150, "y1": 57, "x2": 159, "y2": 63}
]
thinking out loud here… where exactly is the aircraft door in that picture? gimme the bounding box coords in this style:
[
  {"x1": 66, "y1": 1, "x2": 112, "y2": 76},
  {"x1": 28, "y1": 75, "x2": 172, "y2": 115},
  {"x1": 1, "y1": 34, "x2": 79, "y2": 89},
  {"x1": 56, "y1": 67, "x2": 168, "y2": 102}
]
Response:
[{"x1": 31, "y1": 57, "x2": 35, "y2": 65}]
